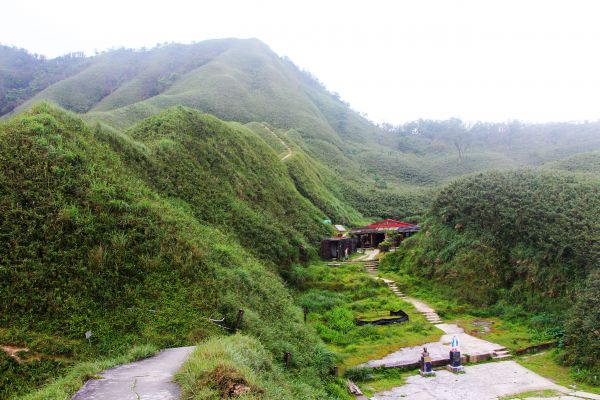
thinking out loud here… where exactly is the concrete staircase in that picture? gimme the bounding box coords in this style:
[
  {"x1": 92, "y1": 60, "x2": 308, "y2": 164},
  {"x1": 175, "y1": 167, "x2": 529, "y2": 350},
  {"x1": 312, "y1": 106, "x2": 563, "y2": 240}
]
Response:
[
  {"x1": 364, "y1": 260, "x2": 444, "y2": 325},
  {"x1": 364, "y1": 260, "x2": 378, "y2": 274},
  {"x1": 422, "y1": 311, "x2": 443, "y2": 324},
  {"x1": 492, "y1": 347, "x2": 512, "y2": 360}
]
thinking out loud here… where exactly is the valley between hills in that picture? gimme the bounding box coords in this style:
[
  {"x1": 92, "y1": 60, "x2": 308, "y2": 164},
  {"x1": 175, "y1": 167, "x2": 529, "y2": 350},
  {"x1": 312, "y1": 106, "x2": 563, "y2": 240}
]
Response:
[{"x1": 0, "y1": 38, "x2": 598, "y2": 399}]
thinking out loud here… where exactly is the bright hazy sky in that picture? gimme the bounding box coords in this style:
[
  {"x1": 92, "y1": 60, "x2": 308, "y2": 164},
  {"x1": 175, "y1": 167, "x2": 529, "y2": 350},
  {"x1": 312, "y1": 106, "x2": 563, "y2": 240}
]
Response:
[{"x1": 2, "y1": 0, "x2": 600, "y2": 124}]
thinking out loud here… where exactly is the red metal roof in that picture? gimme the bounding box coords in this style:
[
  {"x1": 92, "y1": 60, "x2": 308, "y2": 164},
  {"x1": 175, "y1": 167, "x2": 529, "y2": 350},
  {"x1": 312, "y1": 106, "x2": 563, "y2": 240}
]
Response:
[{"x1": 365, "y1": 219, "x2": 418, "y2": 229}]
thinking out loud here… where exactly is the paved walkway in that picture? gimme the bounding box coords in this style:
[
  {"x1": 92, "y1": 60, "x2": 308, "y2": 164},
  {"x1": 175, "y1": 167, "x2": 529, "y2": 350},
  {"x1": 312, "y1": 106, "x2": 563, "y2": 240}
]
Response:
[
  {"x1": 71, "y1": 346, "x2": 195, "y2": 400},
  {"x1": 359, "y1": 251, "x2": 510, "y2": 368},
  {"x1": 354, "y1": 250, "x2": 598, "y2": 400},
  {"x1": 371, "y1": 361, "x2": 600, "y2": 400}
]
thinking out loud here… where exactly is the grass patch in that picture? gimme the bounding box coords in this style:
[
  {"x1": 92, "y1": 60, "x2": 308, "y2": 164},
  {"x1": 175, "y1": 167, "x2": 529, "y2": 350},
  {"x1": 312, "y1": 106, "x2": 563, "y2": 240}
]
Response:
[
  {"x1": 498, "y1": 389, "x2": 563, "y2": 399},
  {"x1": 517, "y1": 351, "x2": 600, "y2": 395},
  {"x1": 296, "y1": 262, "x2": 441, "y2": 370},
  {"x1": 349, "y1": 367, "x2": 415, "y2": 398},
  {"x1": 176, "y1": 334, "x2": 350, "y2": 400}
]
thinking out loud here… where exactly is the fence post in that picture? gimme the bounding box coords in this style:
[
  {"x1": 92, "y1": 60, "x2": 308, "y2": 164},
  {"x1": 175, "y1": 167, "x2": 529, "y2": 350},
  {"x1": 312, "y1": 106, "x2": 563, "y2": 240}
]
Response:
[
  {"x1": 303, "y1": 306, "x2": 308, "y2": 323},
  {"x1": 284, "y1": 352, "x2": 292, "y2": 368},
  {"x1": 233, "y1": 309, "x2": 244, "y2": 332}
]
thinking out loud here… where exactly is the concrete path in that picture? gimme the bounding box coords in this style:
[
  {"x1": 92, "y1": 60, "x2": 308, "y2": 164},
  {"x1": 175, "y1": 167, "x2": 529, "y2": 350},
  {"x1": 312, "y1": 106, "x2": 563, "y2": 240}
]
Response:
[
  {"x1": 353, "y1": 252, "x2": 597, "y2": 400},
  {"x1": 357, "y1": 249, "x2": 380, "y2": 261},
  {"x1": 71, "y1": 346, "x2": 195, "y2": 400},
  {"x1": 371, "y1": 361, "x2": 599, "y2": 400},
  {"x1": 359, "y1": 256, "x2": 511, "y2": 368},
  {"x1": 362, "y1": 322, "x2": 506, "y2": 368}
]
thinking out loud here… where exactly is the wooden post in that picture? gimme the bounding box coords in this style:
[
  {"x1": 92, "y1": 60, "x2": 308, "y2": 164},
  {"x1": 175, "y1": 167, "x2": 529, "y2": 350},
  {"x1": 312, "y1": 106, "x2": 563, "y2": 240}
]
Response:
[
  {"x1": 233, "y1": 309, "x2": 244, "y2": 332},
  {"x1": 284, "y1": 352, "x2": 291, "y2": 368},
  {"x1": 331, "y1": 365, "x2": 339, "y2": 377},
  {"x1": 303, "y1": 306, "x2": 308, "y2": 323}
]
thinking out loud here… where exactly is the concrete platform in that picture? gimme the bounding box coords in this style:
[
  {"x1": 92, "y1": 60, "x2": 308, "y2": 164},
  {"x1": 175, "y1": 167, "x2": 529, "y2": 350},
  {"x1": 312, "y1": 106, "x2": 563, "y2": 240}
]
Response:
[
  {"x1": 372, "y1": 361, "x2": 570, "y2": 400},
  {"x1": 362, "y1": 323, "x2": 503, "y2": 369}
]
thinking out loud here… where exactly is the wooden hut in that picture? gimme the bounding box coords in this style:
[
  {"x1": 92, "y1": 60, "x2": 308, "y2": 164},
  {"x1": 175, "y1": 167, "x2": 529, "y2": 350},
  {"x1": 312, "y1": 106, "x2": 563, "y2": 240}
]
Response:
[{"x1": 320, "y1": 237, "x2": 357, "y2": 260}]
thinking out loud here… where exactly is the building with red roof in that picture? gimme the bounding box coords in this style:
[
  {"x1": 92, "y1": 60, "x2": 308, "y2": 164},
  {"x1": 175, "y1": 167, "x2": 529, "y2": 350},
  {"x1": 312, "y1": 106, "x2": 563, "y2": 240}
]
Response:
[{"x1": 350, "y1": 219, "x2": 420, "y2": 248}]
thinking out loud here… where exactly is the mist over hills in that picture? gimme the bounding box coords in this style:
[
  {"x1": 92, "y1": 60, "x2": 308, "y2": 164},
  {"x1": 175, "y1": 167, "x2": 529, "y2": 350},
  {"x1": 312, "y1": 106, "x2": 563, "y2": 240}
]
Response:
[
  {"x1": 3, "y1": 38, "x2": 600, "y2": 199},
  {"x1": 1, "y1": 37, "x2": 599, "y2": 398}
]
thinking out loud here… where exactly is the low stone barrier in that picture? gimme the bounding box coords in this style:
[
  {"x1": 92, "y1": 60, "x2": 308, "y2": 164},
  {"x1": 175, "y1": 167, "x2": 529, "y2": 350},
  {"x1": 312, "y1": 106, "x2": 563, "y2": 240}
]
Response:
[{"x1": 355, "y1": 310, "x2": 409, "y2": 326}]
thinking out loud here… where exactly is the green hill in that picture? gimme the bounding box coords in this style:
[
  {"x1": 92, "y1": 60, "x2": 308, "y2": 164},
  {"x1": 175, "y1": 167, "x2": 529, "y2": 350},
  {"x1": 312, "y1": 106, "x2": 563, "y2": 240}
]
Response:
[
  {"x1": 0, "y1": 104, "x2": 346, "y2": 399},
  {"x1": 382, "y1": 170, "x2": 600, "y2": 377},
  {"x1": 4, "y1": 39, "x2": 430, "y2": 220}
]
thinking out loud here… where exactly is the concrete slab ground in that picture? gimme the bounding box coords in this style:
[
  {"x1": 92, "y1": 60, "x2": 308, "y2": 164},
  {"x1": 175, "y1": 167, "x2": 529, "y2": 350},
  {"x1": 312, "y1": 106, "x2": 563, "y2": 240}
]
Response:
[
  {"x1": 362, "y1": 323, "x2": 504, "y2": 368},
  {"x1": 357, "y1": 249, "x2": 380, "y2": 261},
  {"x1": 71, "y1": 346, "x2": 195, "y2": 400},
  {"x1": 371, "y1": 361, "x2": 582, "y2": 400}
]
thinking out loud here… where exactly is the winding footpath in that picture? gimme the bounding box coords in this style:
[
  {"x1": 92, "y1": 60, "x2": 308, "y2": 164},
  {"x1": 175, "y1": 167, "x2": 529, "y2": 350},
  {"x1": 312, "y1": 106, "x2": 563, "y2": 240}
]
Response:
[
  {"x1": 71, "y1": 346, "x2": 195, "y2": 400},
  {"x1": 356, "y1": 249, "x2": 599, "y2": 400}
]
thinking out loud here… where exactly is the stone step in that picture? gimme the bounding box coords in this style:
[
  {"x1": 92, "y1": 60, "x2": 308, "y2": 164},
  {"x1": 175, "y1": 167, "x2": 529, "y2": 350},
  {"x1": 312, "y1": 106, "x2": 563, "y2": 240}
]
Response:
[
  {"x1": 492, "y1": 354, "x2": 512, "y2": 360},
  {"x1": 493, "y1": 347, "x2": 508, "y2": 352},
  {"x1": 494, "y1": 351, "x2": 510, "y2": 356}
]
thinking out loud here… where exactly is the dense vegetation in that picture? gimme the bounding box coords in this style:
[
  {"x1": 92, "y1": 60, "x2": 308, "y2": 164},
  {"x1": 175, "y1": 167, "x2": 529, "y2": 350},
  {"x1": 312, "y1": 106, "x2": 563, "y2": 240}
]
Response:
[
  {"x1": 382, "y1": 170, "x2": 600, "y2": 380},
  {"x1": 290, "y1": 261, "x2": 439, "y2": 369},
  {"x1": 2, "y1": 38, "x2": 600, "y2": 397},
  {"x1": 0, "y1": 104, "x2": 343, "y2": 399}
]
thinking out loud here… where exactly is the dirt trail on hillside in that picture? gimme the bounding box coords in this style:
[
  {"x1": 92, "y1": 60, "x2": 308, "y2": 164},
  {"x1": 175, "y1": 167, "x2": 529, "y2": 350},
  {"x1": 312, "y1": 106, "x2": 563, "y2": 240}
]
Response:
[{"x1": 262, "y1": 123, "x2": 292, "y2": 161}]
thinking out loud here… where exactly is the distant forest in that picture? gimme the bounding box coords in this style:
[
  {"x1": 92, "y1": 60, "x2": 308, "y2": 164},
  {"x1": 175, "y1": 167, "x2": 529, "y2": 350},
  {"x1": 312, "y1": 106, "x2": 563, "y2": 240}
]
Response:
[
  {"x1": 0, "y1": 45, "x2": 87, "y2": 115},
  {"x1": 383, "y1": 118, "x2": 600, "y2": 165}
]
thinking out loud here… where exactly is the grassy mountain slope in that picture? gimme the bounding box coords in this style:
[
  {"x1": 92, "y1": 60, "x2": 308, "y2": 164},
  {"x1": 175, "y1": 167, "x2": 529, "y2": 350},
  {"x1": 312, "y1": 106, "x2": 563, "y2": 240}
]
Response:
[
  {"x1": 382, "y1": 169, "x2": 599, "y2": 377},
  {"x1": 104, "y1": 106, "x2": 330, "y2": 265},
  {"x1": 0, "y1": 104, "x2": 344, "y2": 399},
  {"x1": 7, "y1": 39, "x2": 430, "y2": 220}
]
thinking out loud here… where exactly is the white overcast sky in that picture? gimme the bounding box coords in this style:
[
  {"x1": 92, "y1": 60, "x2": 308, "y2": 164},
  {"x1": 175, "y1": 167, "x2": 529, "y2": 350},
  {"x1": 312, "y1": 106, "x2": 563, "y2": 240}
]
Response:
[{"x1": 2, "y1": 0, "x2": 600, "y2": 124}]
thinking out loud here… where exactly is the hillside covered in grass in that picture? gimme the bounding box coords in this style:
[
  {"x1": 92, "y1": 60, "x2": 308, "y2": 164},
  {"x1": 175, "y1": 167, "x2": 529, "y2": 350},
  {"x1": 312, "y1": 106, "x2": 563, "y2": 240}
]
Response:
[
  {"x1": 1, "y1": 39, "x2": 435, "y2": 220},
  {"x1": 382, "y1": 170, "x2": 600, "y2": 380},
  {"x1": 0, "y1": 104, "x2": 349, "y2": 399},
  {"x1": 5, "y1": 39, "x2": 600, "y2": 221}
]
